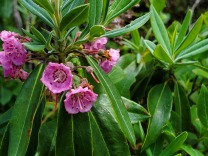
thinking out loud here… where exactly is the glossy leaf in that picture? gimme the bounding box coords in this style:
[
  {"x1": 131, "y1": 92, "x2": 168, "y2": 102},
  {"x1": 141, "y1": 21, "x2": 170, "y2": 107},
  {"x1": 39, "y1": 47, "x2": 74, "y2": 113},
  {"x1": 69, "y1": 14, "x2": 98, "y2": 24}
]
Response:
[
  {"x1": 174, "y1": 15, "x2": 203, "y2": 55},
  {"x1": 181, "y1": 145, "x2": 204, "y2": 156},
  {"x1": 176, "y1": 39, "x2": 208, "y2": 60},
  {"x1": 31, "y1": 26, "x2": 47, "y2": 44},
  {"x1": 89, "y1": 0, "x2": 103, "y2": 27},
  {"x1": 142, "y1": 83, "x2": 172, "y2": 150},
  {"x1": 33, "y1": 0, "x2": 54, "y2": 15},
  {"x1": 150, "y1": 0, "x2": 166, "y2": 13},
  {"x1": 101, "y1": 0, "x2": 110, "y2": 23},
  {"x1": 0, "y1": 108, "x2": 12, "y2": 127},
  {"x1": 103, "y1": 13, "x2": 150, "y2": 38},
  {"x1": 91, "y1": 94, "x2": 131, "y2": 156},
  {"x1": 105, "y1": 0, "x2": 140, "y2": 23},
  {"x1": 61, "y1": 0, "x2": 84, "y2": 16},
  {"x1": 23, "y1": 43, "x2": 45, "y2": 52},
  {"x1": 160, "y1": 132, "x2": 188, "y2": 156},
  {"x1": 19, "y1": 0, "x2": 54, "y2": 27},
  {"x1": 174, "y1": 9, "x2": 192, "y2": 49},
  {"x1": 109, "y1": 66, "x2": 126, "y2": 84},
  {"x1": 174, "y1": 83, "x2": 190, "y2": 132},
  {"x1": 197, "y1": 84, "x2": 208, "y2": 127},
  {"x1": 150, "y1": 5, "x2": 171, "y2": 55},
  {"x1": 192, "y1": 68, "x2": 208, "y2": 79},
  {"x1": 89, "y1": 25, "x2": 105, "y2": 38},
  {"x1": 0, "y1": 124, "x2": 9, "y2": 156},
  {"x1": 144, "y1": 39, "x2": 156, "y2": 54},
  {"x1": 86, "y1": 56, "x2": 136, "y2": 147},
  {"x1": 60, "y1": 4, "x2": 89, "y2": 31},
  {"x1": 153, "y1": 44, "x2": 173, "y2": 64},
  {"x1": 8, "y1": 64, "x2": 45, "y2": 156},
  {"x1": 36, "y1": 120, "x2": 56, "y2": 156}
]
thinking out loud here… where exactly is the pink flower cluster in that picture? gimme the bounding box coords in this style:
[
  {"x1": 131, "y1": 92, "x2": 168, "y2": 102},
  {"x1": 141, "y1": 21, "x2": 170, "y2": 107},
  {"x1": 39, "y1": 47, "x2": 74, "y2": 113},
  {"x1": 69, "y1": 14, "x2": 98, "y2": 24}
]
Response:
[
  {"x1": 84, "y1": 37, "x2": 120, "y2": 73},
  {"x1": 41, "y1": 62, "x2": 97, "y2": 114},
  {"x1": 0, "y1": 31, "x2": 28, "y2": 80}
]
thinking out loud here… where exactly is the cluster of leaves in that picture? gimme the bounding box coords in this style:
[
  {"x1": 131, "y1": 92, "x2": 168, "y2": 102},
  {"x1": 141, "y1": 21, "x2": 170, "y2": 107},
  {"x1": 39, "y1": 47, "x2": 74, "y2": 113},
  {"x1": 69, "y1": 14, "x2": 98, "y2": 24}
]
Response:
[{"x1": 1, "y1": 0, "x2": 208, "y2": 156}]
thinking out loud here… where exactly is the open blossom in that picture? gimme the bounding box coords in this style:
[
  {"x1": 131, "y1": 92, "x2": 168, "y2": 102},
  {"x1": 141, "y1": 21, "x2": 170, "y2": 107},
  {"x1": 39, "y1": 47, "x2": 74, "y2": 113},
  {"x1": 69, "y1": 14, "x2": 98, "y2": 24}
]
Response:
[
  {"x1": 64, "y1": 86, "x2": 98, "y2": 114},
  {"x1": 41, "y1": 62, "x2": 73, "y2": 94},
  {"x1": 84, "y1": 37, "x2": 107, "y2": 50},
  {"x1": 0, "y1": 30, "x2": 17, "y2": 42},
  {"x1": 99, "y1": 48, "x2": 120, "y2": 73}
]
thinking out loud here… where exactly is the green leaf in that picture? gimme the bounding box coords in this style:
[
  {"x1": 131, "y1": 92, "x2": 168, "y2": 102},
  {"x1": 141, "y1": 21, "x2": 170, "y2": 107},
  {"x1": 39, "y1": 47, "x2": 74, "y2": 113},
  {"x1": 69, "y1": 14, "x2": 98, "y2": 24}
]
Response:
[
  {"x1": 89, "y1": 25, "x2": 105, "y2": 38},
  {"x1": 153, "y1": 44, "x2": 173, "y2": 64},
  {"x1": 181, "y1": 145, "x2": 204, "y2": 156},
  {"x1": 150, "y1": 0, "x2": 166, "y2": 13},
  {"x1": 19, "y1": 0, "x2": 54, "y2": 27},
  {"x1": 174, "y1": 10, "x2": 192, "y2": 49},
  {"x1": 23, "y1": 42, "x2": 45, "y2": 52},
  {"x1": 0, "y1": 87, "x2": 12, "y2": 105},
  {"x1": 144, "y1": 39, "x2": 156, "y2": 54},
  {"x1": 142, "y1": 83, "x2": 172, "y2": 150},
  {"x1": 61, "y1": 0, "x2": 84, "y2": 16},
  {"x1": 176, "y1": 39, "x2": 208, "y2": 60},
  {"x1": 0, "y1": 108, "x2": 12, "y2": 127},
  {"x1": 105, "y1": 0, "x2": 140, "y2": 23},
  {"x1": 109, "y1": 66, "x2": 126, "y2": 84},
  {"x1": 191, "y1": 105, "x2": 207, "y2": 136},
  {"x1": 174, "y1": 83, "x2": 190, "y2": 132},
  {"x1": 0, "y1": 124, "x2": 9, "y2": 156},
  {"x1": 36, "y1": 120, "x2": 56, "y2": 156},
  {"x1": 174, "y1": 15, "x2": 203, "y2": 56},
  {"x1": 122, "y1": 97, "x2": 150, "y2": 123},
  {"x1": 160, "y1": 132, "x2": 188, "y2": 156},
  {"x1": 150, "y1": 5, "x2": 171, "y2": 55},
  {"x1": 197, "y1": 84, "x2": 208, "y2": 127},
  {"x1": 89, "y1": 0, "x2": 103, "y2": 27},
  {"x1": 56, "y1": 95, "x2": 92, "y2": 156},
  {"x1": 192, "y1": 68, "x2": 208, "y2": 79},
  {"x1": 60, "y1": 4, "x2": 89, "y2": 31},
  {"x1": 91, "y1": 94, "x2": 131, "y2": 156},
  {"x1": 31, "y1": 26, "x2": 47, "y2": 44},
  {"x1": 33, "y1": 0, "x2": 54, "y2": 15},
  {"x1": 8, "y1": 64, "x2": 45, "y2": 156},
  {"x1": 25, "y1": 97, "x2": 45, "y2": 156},
  {"x1": 101, "y1": 0, "x2": 110, "y2": 23},
  {"x1": 103, "y1": 13, "x2": 150, "y2": 38},
  {"x1": 86, "y1": 56, "x2": 136, "y2": 147},
  {"x1": 22, "y1": 29, "x2": 39, "y2": 42}
]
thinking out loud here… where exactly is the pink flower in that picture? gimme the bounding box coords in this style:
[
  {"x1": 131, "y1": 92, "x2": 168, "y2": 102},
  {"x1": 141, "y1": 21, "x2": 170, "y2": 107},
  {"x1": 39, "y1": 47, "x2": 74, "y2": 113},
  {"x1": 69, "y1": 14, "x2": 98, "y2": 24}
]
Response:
[
  {"x1": 64, "y1": 86, "x2": 98, "y2": 114},
  {"x1": 41, "y1": 62, "x2": 73, "y2": 94},
  {"x1": 84, "y1": 37, "x2": 107, "y2": 50},
  {"x1": 99, "y1": 48, "x2": 120, "y2": 73},
  {"x1": 0, "y1": 30, "x2": 17, "y2": 42}
]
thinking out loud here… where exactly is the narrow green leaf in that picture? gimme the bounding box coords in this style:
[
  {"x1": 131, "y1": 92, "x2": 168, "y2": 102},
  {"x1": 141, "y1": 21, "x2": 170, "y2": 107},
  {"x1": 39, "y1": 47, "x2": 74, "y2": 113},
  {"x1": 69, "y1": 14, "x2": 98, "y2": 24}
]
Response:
[
  {"x1": 36, "y1": 120, "x2": 57, "y2": 156},
  {"x1": 103, "y1": 13, "x2": 150, "y2": 38},
  {"x1": 56, "y1": 95, "x2": 75, "y2": 156},
  {"x1": 60, "y1": 4, "x2": 89, "y2": 31},
  {"x1": 91, "y1": 94, "x2": 131, "y2": 156},
  {"x1": 144, "y1": 39, "x2": 156, "y2": 54},
  {"x1": 174, "y1": 83, "x2": 190, "y2": 132},
  {"x1": 108, "y1": 66, "x2": 126, "y2": 84},
  {"x1": 101, "y1": 0, "x2": 110, "y2": 23},
  {"x1": 142, "y1": 83, "x2": 172, "y2": 150},
  {"x1": 19, "y1": 0, "x2": 54, "y2": 27},
  {"x1": 150, "y1": 0, "x2": 166, "y2": 13},
  {"x1": 150, "y1": 5, "x2": 171, "y2": 55},
  {"x1": 89, "y1": 25, "x2": 105, "y2": 38},
  {"x1": 105, "y1": 0, "x2": 140, "y2": 23},
  {"x1": 86, "y1": 56, "x2": 136, "y2": 147},
  {"x1": 174, "y1": 15, "x2": 203, "y2": 56},
  {"x1": 176, "y1": 39, "x2": 208, "y2": 60},
  {"x1": 31, "y1": 26, "x2": 47, "y2": 44},
  {"x1": 174, "y1": 10, "x2": 192, "y2": 49},
  {"x1": 23, "y1": 43, "x2": 45, "y2": 52},
  {"x1": 197, "y1": 84, "x2": 208, "y2": 127},
  {"x1": 153, "y1": 44, "x2": 173, "y2": 64},
  {"x1": 89, "y1": 0, "x2": 103, "y2": 27},
  {"x1": 0, "y1": 108, "x2": 12, "y2": 127},
  {"x1": 8, "y1": 64, "x2": 45, "y2": 156},
  {"x1": 25, "y1": 97, "x2": 45, "y2": 156},
  {"x1": 192, "y1": 68, "x2": 208, "y2": 79},
  {"x1": 181, "y1": 145, "x2": 204, "y2": 156},
  {"x1": 33, "y1": 0, "x2": 54, "y2": 15},
  {"x1": 61, "y1": 0, "x2": 84, "y2": 16},
  {"x1": 160, "y1": 132, "x2": 188, "y2": 156},
  {"x1": 0, "y1": 124, "x2": 9, "y2": 156}
]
